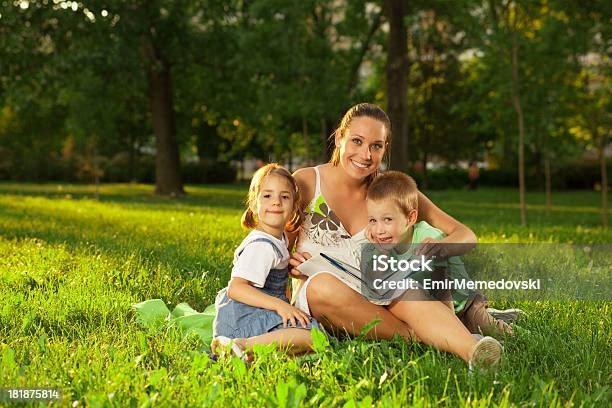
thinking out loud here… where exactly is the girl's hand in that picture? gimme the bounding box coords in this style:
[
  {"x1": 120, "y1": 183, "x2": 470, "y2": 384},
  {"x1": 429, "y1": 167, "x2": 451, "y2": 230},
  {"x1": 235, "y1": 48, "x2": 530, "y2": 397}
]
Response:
[
  {"x1": 275, "y1": 302, "x2": 311, "y2": 328},
  {"x1": 288, "y1": 251, "x2": 311, "y2": 280}
]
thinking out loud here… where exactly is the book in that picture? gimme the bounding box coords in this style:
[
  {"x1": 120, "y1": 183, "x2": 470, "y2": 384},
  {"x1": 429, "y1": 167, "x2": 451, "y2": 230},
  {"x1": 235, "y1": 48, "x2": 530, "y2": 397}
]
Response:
[{"x1": 296, "y1": 249, "x2": 361, "y2": 280}]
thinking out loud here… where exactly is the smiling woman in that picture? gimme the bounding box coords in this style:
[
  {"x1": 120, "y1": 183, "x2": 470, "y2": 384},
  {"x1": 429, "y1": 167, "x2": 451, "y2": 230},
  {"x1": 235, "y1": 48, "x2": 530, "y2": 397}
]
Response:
[{"x1": 287, "y1": 103, "x2": 503, "y2": 369}]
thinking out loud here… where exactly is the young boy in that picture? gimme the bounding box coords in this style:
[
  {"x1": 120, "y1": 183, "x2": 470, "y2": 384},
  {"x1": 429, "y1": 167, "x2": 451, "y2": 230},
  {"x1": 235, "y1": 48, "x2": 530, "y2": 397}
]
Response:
[{"x1": 364, "y1": 171, "x2": 515, "y2": 337}]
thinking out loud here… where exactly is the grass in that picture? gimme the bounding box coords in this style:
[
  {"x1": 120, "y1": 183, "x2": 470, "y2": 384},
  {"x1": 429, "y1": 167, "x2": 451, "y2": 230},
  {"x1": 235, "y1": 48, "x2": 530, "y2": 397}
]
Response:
[{"x1": 0, "y1": 182, "x2": 610, "y2": 407}]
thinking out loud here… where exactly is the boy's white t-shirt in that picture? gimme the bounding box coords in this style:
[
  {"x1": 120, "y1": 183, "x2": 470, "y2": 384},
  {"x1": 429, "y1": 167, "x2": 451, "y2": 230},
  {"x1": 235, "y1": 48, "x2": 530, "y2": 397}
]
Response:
[{"x1": 231, "y1": 230, "x2": 290, "y2": 288}]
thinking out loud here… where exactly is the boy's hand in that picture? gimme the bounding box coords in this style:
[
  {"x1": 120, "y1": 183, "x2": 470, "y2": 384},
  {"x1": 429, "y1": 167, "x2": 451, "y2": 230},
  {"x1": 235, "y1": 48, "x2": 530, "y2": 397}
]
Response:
[
  {"x1": 414, "y1": 238, "x2": 448, "y2": 258},
  {"x1": 275, "y1": 302, "x2": 311, "y2": 328},
  {"x1": 289, "y1": 251, "x2": 311, "y2": 281},
  {"x1": 365, "y1": 226, "x2": 391, "y2": 254},
  {"x1": 414, "y1": 238, "x2": 474, "y2": 258},
  {"x1": 365, "y1": 225, "x2": 377, "y2": 243}
]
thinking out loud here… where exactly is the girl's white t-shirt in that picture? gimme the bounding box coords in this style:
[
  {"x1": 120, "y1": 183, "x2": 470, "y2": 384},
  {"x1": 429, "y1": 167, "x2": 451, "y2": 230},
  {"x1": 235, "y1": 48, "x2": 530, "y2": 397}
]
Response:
[{"x1": 231, "y1": 230, "x2": 290, "y2": 288}]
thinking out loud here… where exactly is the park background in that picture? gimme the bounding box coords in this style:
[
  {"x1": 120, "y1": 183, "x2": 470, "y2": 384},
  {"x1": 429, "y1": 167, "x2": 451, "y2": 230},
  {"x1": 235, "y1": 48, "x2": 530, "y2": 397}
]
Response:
[{"x1": 0, "y1": 1, "x2": 610, "y2": 407}]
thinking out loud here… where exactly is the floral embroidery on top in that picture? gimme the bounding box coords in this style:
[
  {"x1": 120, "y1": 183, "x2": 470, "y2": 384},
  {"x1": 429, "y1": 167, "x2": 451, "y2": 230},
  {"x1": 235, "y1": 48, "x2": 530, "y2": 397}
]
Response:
[{"x1": 302, "y1": 195, "x2": 351, "y2": 247}]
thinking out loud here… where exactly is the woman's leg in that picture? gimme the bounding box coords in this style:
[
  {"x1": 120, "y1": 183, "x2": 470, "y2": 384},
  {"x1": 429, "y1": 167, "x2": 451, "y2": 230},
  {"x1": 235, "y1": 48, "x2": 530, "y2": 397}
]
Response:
[
  {"x1": 306, "y1": 273, "x2": 416, "y2": 341},
  {"x1": 306, "y1": 273, "x2": 476, "y2": 361},
  {"x1": 237, "y1": 328, "x2": 313, "y2": 355},
  {"x1": 387, "y1": 294, "x2": 476, "y2": 362}
]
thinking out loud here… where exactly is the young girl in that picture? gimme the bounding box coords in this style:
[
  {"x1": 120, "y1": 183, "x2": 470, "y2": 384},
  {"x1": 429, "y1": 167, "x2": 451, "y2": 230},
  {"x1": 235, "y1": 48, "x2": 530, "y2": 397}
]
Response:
[{"x1": 212, "y1": 163, "x2": 319, "y2": 360}]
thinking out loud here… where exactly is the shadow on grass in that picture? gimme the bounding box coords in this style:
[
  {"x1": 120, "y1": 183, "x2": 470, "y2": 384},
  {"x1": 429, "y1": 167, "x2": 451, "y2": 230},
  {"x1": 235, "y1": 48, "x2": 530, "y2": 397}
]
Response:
[{"x1": 0, "y1": 202, "x2": 231, "y2": 309}]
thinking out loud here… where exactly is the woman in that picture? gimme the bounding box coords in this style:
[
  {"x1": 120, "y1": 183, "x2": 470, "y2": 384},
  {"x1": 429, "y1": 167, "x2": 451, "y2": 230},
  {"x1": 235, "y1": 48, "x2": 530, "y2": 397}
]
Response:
[{"x1": 288, "y1": 103, "x2": 503, "y2": 365}]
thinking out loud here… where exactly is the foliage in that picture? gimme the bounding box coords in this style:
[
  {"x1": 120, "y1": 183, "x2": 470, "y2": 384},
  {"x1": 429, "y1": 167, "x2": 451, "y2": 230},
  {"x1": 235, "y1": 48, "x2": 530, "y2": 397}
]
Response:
[{"x1": 0, "y1": 0, "x2": 609, "y2": 196}]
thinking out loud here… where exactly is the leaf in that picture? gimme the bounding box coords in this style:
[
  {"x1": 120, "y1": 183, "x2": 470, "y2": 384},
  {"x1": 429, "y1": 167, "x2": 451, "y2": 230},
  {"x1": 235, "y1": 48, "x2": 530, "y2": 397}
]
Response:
[
  {"x1": 232, "y1": 356, "x2": 247, "y2": 378},
  {"x1": 2, "y1": 348, "x2": 16, "y2": 370},
  {"x1": 310, "y1": 327, "x2": 329, "y2": 353},
  {"x1": 360, "y1": 318, "x2": 381, "y2": 338},
  {"x1": 37, "y1": 334, "x2": 48, "y2": 354},
  {"x1": 132, "y1": 299, "x2": 171, "y2": 330},
  {"x1": 288, "y1": 382, "x2": 307, "y2": 408},
  {"x1": 170, "y1": 302, "x2": 199, "y2": 318},
  {"x1": 276, "y1": 381, "x2": 289, "y2": 408}
]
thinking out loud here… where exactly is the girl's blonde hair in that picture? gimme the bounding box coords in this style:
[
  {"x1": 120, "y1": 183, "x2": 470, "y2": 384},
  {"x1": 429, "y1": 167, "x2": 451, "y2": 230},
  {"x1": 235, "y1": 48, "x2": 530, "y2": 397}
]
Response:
[
  {"x1": 241, "y1": 163, "x2": 303, "y2": 232},
  {"x1": 329, "y1": 103, "x2": 392, "y2": 184}
]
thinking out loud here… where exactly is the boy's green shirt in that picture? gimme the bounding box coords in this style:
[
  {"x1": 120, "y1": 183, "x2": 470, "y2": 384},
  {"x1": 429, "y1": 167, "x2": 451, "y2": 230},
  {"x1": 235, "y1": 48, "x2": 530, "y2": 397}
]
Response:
[{"x1": 381, "y1": 221, "x2": 473, "y2": 312}]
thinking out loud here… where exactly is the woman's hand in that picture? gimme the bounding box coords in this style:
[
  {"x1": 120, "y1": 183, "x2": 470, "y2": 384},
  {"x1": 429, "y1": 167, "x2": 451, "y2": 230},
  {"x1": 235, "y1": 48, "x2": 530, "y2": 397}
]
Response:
[
  {"x1": 275, "y1": 302, "x2": 311, "y2": 328},
  {"x1": 289, "y1": 251, "x2": 312, "y2": 280}
]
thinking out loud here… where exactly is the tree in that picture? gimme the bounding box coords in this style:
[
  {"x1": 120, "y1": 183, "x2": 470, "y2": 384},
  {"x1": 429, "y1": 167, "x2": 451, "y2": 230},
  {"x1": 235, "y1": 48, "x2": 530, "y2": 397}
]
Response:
[{"x1": 384, "y1": 0, "x2": 409, "y2": 172}]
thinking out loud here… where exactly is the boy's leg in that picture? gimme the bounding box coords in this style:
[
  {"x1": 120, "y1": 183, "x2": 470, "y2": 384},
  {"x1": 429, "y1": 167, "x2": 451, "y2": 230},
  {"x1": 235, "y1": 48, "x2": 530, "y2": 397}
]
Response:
[
  {"x1": 457, "y1": 294, "x2": 514, "y2": 336},
  {"x1": 239, "y1": 328, "x2": 313, "y2": 355},
  {"x1": 431, "y1": 267, "x2": 453, "y2": 311}
]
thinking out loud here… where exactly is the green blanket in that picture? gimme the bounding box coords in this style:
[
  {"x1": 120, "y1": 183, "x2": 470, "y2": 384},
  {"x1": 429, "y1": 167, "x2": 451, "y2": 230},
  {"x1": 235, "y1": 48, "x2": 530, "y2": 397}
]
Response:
[{"x1": 132, "y1": 299, "x2": 216, "y2": 345}]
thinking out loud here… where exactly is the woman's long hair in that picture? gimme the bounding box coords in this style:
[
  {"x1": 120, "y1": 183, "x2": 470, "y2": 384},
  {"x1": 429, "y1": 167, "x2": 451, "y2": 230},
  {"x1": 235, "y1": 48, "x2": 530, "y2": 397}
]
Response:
[{"x1": 329, "y1": 103, "x2": 392, "y2": 184}]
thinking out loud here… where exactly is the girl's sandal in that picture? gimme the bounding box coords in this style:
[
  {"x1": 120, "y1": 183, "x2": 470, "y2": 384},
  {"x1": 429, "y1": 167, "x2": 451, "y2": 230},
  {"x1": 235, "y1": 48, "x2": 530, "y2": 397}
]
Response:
[
  {"x1": 211, "y1": 336, "x2": 250, "y2": 363},
  {"x1": 468, "y1": 336, "x2": 503, "y2": 374}
]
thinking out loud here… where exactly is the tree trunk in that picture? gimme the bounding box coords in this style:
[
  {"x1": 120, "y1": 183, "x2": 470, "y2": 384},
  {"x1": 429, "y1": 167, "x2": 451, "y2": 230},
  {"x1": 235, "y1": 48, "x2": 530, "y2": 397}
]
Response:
[
  {"x1": 320, "y1": 118, "x2": 328, "y2": 162},
  {"x1": 239, "y1": 157, "x2": 244, "y2": 183},
  {"x1": 510, "y1": 35, "x2": 527, "y2": 226},
  {"x1": 384, "y1": 0, "x2": 409, "y2": 172},
  {"x1": 302, "y1": 115, "x2": 309, "y2": 166},
  {"x1": 544, "y1": 149, "x2": 552, "y2": 215},
  {"x1": 128, "y1": 132, "x2": 135, "y2": 182},
  {"x1": 422, "y1": 151, "x2": 429, "y2": 190},
  {"x1": 141, "y1": 32, "x2": 185, "y2": 196},
  {"x1": 93, "y1": 143, "x2": 100, "y2": 200},
  {"x1": 599, "y1": 137, "x2": 608, "y2": 229}
]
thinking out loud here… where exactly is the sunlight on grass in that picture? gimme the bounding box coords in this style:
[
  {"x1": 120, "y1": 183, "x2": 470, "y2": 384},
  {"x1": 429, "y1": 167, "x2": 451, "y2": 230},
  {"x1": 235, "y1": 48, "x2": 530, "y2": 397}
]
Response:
[{"x1": 0, "y1": 183, "x2": 610, "y2": 406}]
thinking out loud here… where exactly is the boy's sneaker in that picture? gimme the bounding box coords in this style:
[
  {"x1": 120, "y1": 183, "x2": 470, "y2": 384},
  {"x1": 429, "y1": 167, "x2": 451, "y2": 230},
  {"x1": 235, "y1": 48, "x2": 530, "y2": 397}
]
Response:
[
  {"x1": 487, "y1": 308, "x2": 525, "y2": 323},
  {"x1": 465, "y1": 302, "x2": 516, "y2": 337},
  {"x1": 468, "y1": 336, "x2": 503, "y2": 373}
]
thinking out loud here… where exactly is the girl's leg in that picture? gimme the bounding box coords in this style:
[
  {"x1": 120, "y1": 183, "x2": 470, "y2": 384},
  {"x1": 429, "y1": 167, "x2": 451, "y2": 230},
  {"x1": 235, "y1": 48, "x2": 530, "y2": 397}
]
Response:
[
  {"x1": 236, "y1": 328, "x2": 313, "y2": 356},
  {"x1": 306, "y1": 273, "x2": 416, "y2": 341}
]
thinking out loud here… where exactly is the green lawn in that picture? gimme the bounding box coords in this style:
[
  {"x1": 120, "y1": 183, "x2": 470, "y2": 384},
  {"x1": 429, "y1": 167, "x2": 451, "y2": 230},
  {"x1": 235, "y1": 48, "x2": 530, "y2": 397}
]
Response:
[{"x1": 0, "y1": 183, "x2": 610, "y2": 407}]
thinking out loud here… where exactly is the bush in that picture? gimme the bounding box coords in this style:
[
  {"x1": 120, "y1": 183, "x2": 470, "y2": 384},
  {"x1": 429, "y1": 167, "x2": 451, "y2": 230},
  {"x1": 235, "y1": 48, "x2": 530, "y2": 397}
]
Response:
[
  {"x1": 182, "y1": 161, "x2": 237, "y2": 184},
  {"x1": 553, "y1": 160, "x2": 612, "y2": 190},
  {"x1": 479, "y1": 168, "x2": 519, "y2": 188},
  {"x1": 411, "y1": 161, "x2": 611, "y2": 191},
  {"x1": 412, "y1": 167, "x2": 469, "y2": 190}
]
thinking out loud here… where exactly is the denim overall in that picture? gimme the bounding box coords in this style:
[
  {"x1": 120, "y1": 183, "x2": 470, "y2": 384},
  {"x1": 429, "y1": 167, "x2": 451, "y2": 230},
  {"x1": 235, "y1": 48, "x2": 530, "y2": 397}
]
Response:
[{"x1": 213, "y1": 238, "x2": 320, "y2": 339}]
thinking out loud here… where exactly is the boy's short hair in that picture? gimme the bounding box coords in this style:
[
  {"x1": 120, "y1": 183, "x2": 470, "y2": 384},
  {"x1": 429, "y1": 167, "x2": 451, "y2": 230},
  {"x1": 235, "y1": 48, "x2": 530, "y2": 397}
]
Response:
[{"x1": 367, "y1": 171, "x2": 418, "y2": 216}]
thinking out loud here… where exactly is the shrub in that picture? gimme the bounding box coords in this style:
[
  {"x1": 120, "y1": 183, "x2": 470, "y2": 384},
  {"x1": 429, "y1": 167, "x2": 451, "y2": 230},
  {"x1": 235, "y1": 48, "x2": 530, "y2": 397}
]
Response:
[{"x1": 182, "y1": 161, "x2": 237, "y2": 184}]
